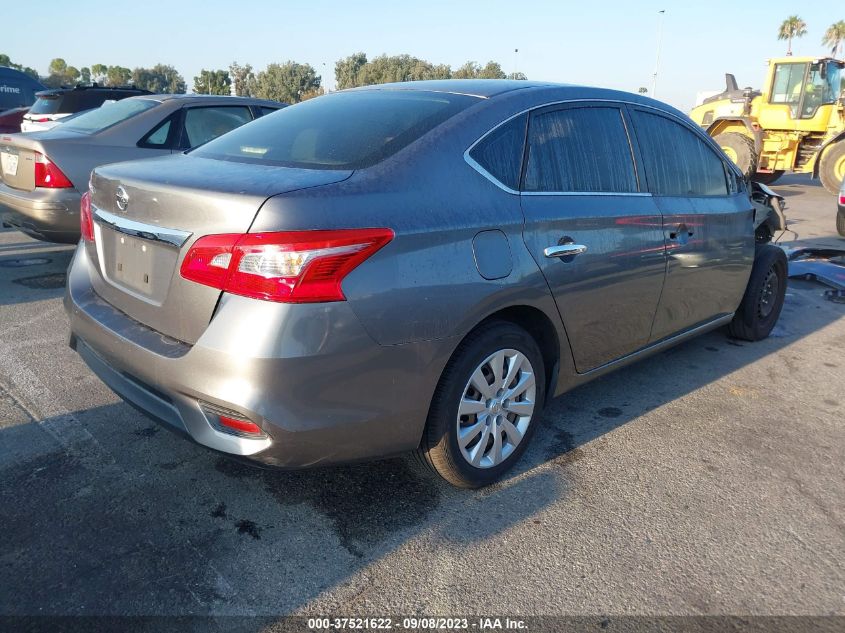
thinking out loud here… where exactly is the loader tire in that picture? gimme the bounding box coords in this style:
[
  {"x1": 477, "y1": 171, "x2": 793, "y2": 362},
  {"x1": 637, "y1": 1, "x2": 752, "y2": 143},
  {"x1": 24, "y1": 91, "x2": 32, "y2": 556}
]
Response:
[
  {"x1": 714, "y1": 132, "x2": 758, "y2": 179},
  {"x1": 819, "y1": 141, "x2": 845, "y2": 195}
]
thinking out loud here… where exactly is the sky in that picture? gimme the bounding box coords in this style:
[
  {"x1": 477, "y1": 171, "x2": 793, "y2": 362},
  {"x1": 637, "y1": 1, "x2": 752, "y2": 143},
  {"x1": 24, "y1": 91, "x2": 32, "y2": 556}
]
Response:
[{"x1": 3, "y1": 0, "x2": 843, "y2": 111}]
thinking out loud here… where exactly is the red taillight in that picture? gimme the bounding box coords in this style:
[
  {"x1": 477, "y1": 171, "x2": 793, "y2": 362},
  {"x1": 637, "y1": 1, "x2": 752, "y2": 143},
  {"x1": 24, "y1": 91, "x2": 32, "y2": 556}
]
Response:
[
  {"x1": 34, "y1": 152, "x2": 73, "y2": 188},
  {"x1": 839, "y1": 194, "x2": 845, "y2": 205},
  {"x1": 180, "y1": 228, "x2": 394, "y2": 303},
  {"x1": 32, "y1": 117, "x2": 50, "y2": 123},
  {"x1": 80, "y1": 191, "x2": 94, "y2": 242}
]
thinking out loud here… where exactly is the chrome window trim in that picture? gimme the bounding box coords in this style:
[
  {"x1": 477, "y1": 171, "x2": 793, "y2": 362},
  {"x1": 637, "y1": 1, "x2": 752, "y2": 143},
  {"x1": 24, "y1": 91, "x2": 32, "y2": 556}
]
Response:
[
  {"x1": 463, "y1": 97, "x2": 739, "y2": 196},
  {"x1": 93, "y1": 206, "x2": 192, "y2": 248}
]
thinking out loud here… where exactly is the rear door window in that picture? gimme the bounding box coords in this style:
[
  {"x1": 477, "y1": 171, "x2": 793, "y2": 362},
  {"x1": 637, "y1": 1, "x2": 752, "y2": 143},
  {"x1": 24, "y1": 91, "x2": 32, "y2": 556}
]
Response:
[
  {"x1": 630, "y1": 110, "x2": 729, "y2": 196},
  {"x1": 181, "y1": 106, "x2": 253, "y2": 149},
  {"x1": 524, "y1": 106, "x2": 639, "y2": 193},
  {"x1": 468, "y1": 114, "x2": 527, "y2": 191}
]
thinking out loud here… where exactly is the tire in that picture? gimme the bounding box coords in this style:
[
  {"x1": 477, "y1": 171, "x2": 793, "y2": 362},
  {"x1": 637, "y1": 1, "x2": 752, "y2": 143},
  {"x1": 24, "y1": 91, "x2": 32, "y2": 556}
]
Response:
[
  {"x1": 754, "y1": 170, "x2": 784, "y2": 186},
  {"x1": 728, "y1": 244, "x2": 788, "y2": 341},
  {"x1": 714, "y1": 132, "x2": 758, "y2": 179},
  {"x1": 418, "y1": 321, "x2": 546, "y2": 488},
  {"x1": 837, "y1": 209, "x2": 845, "y2": 238},
  {"x1": 819, "y1": 141, "x2": 845, "y2": 195}
]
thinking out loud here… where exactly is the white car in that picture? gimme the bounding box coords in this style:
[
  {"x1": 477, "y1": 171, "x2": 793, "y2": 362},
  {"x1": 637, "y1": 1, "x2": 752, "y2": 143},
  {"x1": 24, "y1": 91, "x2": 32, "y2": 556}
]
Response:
[{"x1": 21, "y1": 85, "x2": 150, "y2": 133}]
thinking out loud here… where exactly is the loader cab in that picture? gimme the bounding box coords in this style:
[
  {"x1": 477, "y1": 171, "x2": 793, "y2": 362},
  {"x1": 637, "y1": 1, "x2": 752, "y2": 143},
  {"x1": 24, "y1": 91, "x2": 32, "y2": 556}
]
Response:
[{"x1": 763, "y1": 58, "x2": 843, "y2": 126}]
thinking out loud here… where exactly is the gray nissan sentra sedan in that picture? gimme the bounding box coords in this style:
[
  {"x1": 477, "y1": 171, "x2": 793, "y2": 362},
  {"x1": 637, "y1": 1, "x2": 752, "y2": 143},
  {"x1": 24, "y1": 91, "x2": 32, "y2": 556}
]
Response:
[{"x1": 64, "y1": 80, "x2": 788, "y2": 488}]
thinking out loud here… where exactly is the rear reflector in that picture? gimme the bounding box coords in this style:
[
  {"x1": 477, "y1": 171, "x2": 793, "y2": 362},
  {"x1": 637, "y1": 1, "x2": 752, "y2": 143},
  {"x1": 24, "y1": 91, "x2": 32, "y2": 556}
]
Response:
[
  {"x1": 80, "y1": 191, "x2": 94, "y2": 242},
  {"x1": 180, "y1": 228, "x2": 394, "y2": 303},
  {"x1": 200, "y1": 402, "x2": 267, "y2": 438},
  {"x1": 218, "y1": 415, "x2": 264, "y2": 435},
  {"x1": 34, "y1": 151, "x2": 73, "y2": 188}
]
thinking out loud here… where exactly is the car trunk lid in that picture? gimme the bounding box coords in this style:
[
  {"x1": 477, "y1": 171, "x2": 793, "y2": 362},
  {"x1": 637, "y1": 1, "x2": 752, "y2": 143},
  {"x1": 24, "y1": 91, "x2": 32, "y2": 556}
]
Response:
[
  {"x1": 87, "y1": 154, "x2": 352, "y2": 344},
  {"x1": 0, "y1": 134, "x2": 42, "y2": 191}
]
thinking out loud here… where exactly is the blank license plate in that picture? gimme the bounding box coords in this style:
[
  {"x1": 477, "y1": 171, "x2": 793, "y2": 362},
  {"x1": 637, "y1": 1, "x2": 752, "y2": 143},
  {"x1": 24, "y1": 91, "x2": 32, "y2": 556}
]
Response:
[
  {"x1": 1, "y1": 152, "x2": 18, "y2": 177},
  {"x1": 112, "y1": 234, "x2": 156, "y2": 295}
]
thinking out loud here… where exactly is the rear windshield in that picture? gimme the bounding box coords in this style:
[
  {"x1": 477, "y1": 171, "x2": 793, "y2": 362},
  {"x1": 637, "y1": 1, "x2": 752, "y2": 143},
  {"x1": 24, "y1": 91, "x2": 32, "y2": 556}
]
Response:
[
  {"x1": 61, "y1": 98, "x2": 159, "y2": 134},
  {"x1": 29, "y1": 95, "x2": 62, "y2": 115},
  {"x1": 192, "y1": 90, "x2": 479, "y2": 169}
]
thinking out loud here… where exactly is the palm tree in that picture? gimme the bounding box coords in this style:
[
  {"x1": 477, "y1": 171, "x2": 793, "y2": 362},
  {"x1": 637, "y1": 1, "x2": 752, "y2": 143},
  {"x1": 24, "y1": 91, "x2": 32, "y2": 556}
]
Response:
[
  {"x1": 822, "y1": 21, "x2": 845, "y2": 58},
  {"x1": 778, "y1": 15, "x2": 808, "y2": 56}
]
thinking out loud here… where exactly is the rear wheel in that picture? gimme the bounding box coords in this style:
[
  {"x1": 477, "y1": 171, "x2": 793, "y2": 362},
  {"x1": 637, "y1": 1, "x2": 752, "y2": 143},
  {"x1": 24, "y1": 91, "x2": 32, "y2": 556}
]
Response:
[
  {"x1": 715, "y1": 132, "x2": 758, "y2": 179},
  {"x1": 754, "y1": 170, "x2": 784, "y2": 186},
  {"x1": 728, "y1": 245, "x2": 788, "y2": 341},
  {"x1": 418, "y1": 321, "x2": 545, "y2": 488},
  {"x1": 819, "y1": 141, "x2": 845, "y2": 195}
]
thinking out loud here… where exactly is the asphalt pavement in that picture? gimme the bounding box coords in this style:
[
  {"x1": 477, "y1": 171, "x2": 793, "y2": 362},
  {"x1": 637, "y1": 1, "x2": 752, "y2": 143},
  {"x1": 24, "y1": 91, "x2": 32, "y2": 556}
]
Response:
[{"x1": 0, "y1": 174, "x2": 842, "y2": 625}]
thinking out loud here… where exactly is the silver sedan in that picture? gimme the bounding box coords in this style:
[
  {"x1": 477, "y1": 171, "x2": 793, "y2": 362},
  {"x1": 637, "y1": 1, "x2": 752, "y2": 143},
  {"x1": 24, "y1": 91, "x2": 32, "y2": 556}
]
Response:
[{"x1": 0, "y1": 94, "x2": 284, "y2": 243}]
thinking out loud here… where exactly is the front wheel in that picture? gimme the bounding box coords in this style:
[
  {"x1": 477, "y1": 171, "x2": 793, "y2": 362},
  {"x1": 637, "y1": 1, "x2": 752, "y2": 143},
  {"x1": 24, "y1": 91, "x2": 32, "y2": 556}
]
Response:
[
  {"x1": 418, "y1": 321, "x2": 546, "y2": 488},
  {"x1": 714, "y1": 132, "x2": 758, "y2": 179},
  {"x1": 819, "y1": 141, "x2": 845, "y2": 195},
  {"x1": 728, "y1": 245, "x2": 788, "y2": 341}
]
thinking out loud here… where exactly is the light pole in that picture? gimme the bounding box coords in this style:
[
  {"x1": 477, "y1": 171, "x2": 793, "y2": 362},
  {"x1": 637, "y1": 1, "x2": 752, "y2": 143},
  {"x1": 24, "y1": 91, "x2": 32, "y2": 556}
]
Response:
[
  {"x1": 652, "y1": 9, "x2": 665, "y2": 98},
  {"x1": 514, "y1": 48, "x2": 519, "y2": 78}
]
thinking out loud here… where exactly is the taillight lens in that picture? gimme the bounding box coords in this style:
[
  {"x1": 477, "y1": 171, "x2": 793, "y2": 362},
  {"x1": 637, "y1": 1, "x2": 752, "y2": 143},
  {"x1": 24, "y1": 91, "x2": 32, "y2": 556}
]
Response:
[
  {"x1": 80, "y1": 191, "x2": 94, "y2": 242},
  {"x1": 180, "y1": 228, "x2": 394, "y2": 303},
  {"x1": 34, "y1": 151, "x2": 73, "y2": 188},
  {"x1": 839, "y1": 194, "x2": 845, "y2": 205}
]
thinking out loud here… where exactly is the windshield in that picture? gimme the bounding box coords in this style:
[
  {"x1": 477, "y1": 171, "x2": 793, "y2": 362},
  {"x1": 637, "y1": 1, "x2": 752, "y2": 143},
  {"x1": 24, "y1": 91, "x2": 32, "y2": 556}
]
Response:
[
  {"x1": 192, "y1": 90, "x2": 479, "y2": 169},
  {"x1": 61, "y1": 98, "x2": 159, "y2": 134}
]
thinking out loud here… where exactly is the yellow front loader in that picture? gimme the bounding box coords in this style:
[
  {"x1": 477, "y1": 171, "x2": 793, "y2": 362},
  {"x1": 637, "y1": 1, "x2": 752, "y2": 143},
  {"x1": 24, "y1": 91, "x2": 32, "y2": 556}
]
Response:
[{"x1": 690, "y1": 57, "x2": 845, "y2": 194}]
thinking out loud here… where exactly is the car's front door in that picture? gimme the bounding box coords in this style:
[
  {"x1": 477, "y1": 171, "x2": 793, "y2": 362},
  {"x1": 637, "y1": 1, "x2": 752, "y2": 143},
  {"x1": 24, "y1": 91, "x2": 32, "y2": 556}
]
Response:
[
  {"x1": 519, "y1": 103, "x2": 666, "y2": 373},
  {"x1": 627, "y1": 107, "x2": 755, "y2": 341}
]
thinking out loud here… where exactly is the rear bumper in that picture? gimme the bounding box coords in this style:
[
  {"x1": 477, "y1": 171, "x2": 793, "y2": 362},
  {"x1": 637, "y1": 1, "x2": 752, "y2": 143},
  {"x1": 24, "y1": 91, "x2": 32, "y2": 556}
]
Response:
[
  {"x1": 64, "y1": 243, "x2": 452, "y2": 468},
  {"x1": 0, "y1": 181, "x2": 81, "y2": 243}
]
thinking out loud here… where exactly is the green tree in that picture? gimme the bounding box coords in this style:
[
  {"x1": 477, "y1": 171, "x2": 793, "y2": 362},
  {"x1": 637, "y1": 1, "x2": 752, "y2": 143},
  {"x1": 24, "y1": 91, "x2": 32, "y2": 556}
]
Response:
[
  {"x1": 229, "y1": 61, "x2": 256, "y2": 96},
  {"x1": 131, "y1": 64, "x2": 186, "y2": 93},
  {"x1": 91, "y1": 64, "x2": 109, "y2": 84},
  {"x1": 42, "y1": 58, "x2": 81, "y2": 87},
  {"x1": 193, "y1": 69, "x2": 231, "y2": 95},
  {"x1": 335, "y1": 52, "x2": 368, "y2": 89},
  {"x1": 0, "y1": 54, "x2": 39, "y2": 79},
  {"x1": 452, "y1": 61, "x2": 480, "y2": 79},
  {"x1": 478, "y1": 61, "x2": 506, "y2": 79},
  {"x1": 80, "y1": 67, "x2": 91, "y2": 84},
  {"x1": 507, "y1": 71, "x2": 528, "y2": 80},
  {"x1": 822, "y1": 20, "x2": 845, "y2": 57},
  {"x1": 105, "y1": 66, "x2": 132, "y2": 87},
  {"x1": 778, "y1": 15, "x2": 808, "y2": 55},
  {"x1": 253, "y1": 61, "x2": 320, "y2": 103}
]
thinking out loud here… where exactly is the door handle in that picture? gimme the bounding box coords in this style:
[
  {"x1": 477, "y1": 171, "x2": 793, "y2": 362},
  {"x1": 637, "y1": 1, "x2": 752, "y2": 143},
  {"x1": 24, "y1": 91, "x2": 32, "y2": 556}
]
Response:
[
  {"x1": 669, "y1": 223, "x2": 694, "y2": 240},
  {"x1": 544, "y1": 244, "x2": 588, "y2": 258}
]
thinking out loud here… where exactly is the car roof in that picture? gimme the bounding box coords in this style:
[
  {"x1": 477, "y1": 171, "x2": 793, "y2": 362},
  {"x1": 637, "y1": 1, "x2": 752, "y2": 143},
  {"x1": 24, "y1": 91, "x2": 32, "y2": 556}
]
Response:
[
  {"x1": 349, "y1": 79, "x2": 559, "y2": 98},
  {"x1": 135, "y1": 94, "x2": 284, "y2": 107}
]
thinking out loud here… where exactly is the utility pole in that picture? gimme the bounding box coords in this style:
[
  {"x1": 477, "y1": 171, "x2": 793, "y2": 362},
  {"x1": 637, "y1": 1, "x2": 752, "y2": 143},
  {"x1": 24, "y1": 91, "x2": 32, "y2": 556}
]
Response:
[{"x1": 652, "y1": 9, "x2": 665, "y2": 98}]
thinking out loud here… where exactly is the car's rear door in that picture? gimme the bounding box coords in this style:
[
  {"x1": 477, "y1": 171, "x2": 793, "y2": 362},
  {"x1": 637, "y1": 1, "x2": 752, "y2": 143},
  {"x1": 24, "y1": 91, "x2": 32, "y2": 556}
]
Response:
[
  {"x1": 177, "y1": 105, "x2": 254, "y2": 150},
  {"x1": 519, "y1": 103, "x2": 666, "y2": 373},
  {"x1": 627, "y1": 106, "x2": 754, "y2": 341}
]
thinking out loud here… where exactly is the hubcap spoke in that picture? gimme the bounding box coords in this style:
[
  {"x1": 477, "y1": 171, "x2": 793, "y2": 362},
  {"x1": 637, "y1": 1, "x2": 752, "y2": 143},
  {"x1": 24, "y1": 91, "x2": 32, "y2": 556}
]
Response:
[
  {"x1": 470, "y1": 368, "x2": 494, "y2": 399},
  {"x1": 501, "y1": 418, "x2": 523, "y2": 446},
  {"x1": 505, "y1": 371, "x2": 535, "y2": 400},
  {"x1": 459, "y1": 418, "x2": 485, "y2": 448},
  {"x1": 502, "y1": 352, "x2": 523, "y2": 390},
  {"x1": 506, "y1": 400, "x2": 534, "y2": 417},
  {"x1": 470, "y1": 425, "x2": 492, "y2": 466},
  {"x1": 491, "y1": 422, "x2": 503, "y2": 464},
  {"x1": 458, "y1": 398, "x2": 486, "y2": 416},
  {"x1": 489, "y1": 351, "x2": 505, "y2": 390}
]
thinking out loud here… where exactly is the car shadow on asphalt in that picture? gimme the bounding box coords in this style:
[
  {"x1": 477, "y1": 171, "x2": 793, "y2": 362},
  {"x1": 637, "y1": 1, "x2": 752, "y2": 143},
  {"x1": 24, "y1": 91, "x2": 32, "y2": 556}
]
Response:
[
  {"x1": 0, "y1": 285, "x2": 841, "y2": 622},
  {"x1": 0, "y1": 242, "x2": 74, "y2": 306}
]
